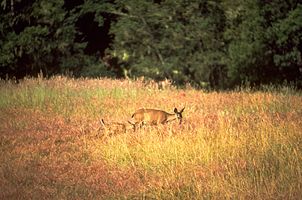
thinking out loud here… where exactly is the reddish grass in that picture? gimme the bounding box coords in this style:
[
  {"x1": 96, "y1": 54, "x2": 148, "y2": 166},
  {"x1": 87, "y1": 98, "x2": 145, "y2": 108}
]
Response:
[{"x1": 0, "y1": 77, "x2": 301, "y2": 199}]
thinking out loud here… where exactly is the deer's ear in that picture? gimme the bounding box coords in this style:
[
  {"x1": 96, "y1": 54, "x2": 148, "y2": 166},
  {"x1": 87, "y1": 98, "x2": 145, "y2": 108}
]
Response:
[
  {"x1": 174, "y1": 108, "x2": 178, "y2": 113},
  {"x1": 100, "y1": 119, "x2": 105, "y2": 126},
  {"x1": 180, "y1": 107, "x2": 185, "y2": 113}
]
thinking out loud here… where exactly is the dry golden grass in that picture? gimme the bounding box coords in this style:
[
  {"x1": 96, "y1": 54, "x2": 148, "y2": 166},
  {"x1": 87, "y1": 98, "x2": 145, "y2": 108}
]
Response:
[{"x1": 0, "y1": 76, "x2": 301, "y2": 199}]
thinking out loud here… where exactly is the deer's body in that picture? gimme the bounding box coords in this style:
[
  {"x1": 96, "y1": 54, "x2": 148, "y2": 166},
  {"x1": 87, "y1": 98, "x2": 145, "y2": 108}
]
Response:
[
  {"x1": 99, "y1": 119, "x2": 134, "y2": 137},
  {"x1": 130, "y1": 107, "x2": 185, "y2": 128}
]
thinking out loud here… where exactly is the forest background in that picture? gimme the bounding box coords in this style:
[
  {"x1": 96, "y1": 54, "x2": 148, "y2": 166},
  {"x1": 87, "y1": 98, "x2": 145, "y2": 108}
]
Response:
[{"x1": 1, "y1": 0, "x2": 301, "y2": 89}]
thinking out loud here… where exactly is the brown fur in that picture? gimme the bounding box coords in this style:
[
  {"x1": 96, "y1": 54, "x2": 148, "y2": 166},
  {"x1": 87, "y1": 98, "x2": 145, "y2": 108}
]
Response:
[
  {"x1": 99, "y1": 119, "x2": 134, "y2": 137},
  {"x1": 129, "y1": 107, "x2": 185, "y2": 129}
]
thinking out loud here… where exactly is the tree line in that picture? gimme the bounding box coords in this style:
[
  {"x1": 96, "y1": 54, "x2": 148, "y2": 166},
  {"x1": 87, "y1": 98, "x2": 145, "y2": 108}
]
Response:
[{"x1": 1, "y1": 0, "x2": 301, "y2": 89}]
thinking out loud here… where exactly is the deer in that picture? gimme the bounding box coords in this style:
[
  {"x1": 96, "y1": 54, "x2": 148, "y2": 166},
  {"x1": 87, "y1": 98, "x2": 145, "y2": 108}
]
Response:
[
  {"x1": 99, "y1": 119, "x2": 134, "y2": 137},
  {"x1": 129, "y1": 107, "x2": 185, "y2": 130}
]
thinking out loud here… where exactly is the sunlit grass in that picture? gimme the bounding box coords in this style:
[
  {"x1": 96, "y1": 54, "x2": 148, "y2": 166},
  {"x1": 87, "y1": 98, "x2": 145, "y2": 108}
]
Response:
[{"x1": 0, "y1": 76, "x2": 301, "y2": 199}]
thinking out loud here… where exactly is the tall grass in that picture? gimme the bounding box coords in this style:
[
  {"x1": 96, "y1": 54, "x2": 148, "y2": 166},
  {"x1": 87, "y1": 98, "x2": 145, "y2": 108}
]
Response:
[{"x1": 0, "y1": 76, "x2": 301, "y2": 199}]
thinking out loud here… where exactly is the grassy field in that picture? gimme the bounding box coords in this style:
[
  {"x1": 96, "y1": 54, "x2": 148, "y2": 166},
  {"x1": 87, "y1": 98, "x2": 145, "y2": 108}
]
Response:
[{"x1": 0, "y1": 76, "x2": 301, "y2": 199}]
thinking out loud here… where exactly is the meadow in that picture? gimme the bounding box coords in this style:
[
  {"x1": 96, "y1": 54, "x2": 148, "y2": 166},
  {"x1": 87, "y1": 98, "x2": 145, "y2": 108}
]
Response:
[{"x1": 0, "y1": 76, "x2": 301, "y2": 199}]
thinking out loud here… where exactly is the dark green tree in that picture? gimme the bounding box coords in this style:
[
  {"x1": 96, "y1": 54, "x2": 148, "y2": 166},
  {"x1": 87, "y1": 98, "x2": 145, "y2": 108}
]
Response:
[
  {"x1": 224, "y1": 0, "x2": 301, "y2": 87},
  {"x1": 1, "y1": 0, "x2": 300, "y2": 89},
  {"x1": 268, "y1": 2, "x2": 302, "y2": 86},
  {"x1": 109, "y1": 0, "x2": 227, "y2": 88},
  {"x1": 0, "y1": 0, "x2": 111, "y2": 79}
]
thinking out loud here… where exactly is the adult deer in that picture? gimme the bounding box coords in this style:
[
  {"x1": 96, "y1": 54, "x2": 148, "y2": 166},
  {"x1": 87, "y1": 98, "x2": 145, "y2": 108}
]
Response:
[{"x1": 129, "y1": 107, "x2": 185, "y2": 129}]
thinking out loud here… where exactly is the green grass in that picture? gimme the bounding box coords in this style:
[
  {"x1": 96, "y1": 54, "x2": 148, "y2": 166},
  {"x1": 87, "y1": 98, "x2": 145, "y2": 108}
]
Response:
[{"x1": 0, "y1": 76, "x2": 301, "y2": 199}]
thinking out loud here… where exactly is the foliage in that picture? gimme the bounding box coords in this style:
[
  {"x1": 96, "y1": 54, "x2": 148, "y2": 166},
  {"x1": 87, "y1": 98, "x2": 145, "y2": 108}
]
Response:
[
  {"x1": 224, "y1": 0, "x2": 302, "y2": 87},
  {"x1": 0, "y1": 0, "x2": 109, "y2": 78},
  {"x1": 0, "y1": 0, "x2": 301, "y2": 89},
  {"x1": 110, "y1": 0, "x2": 227, "y2": 88}
]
